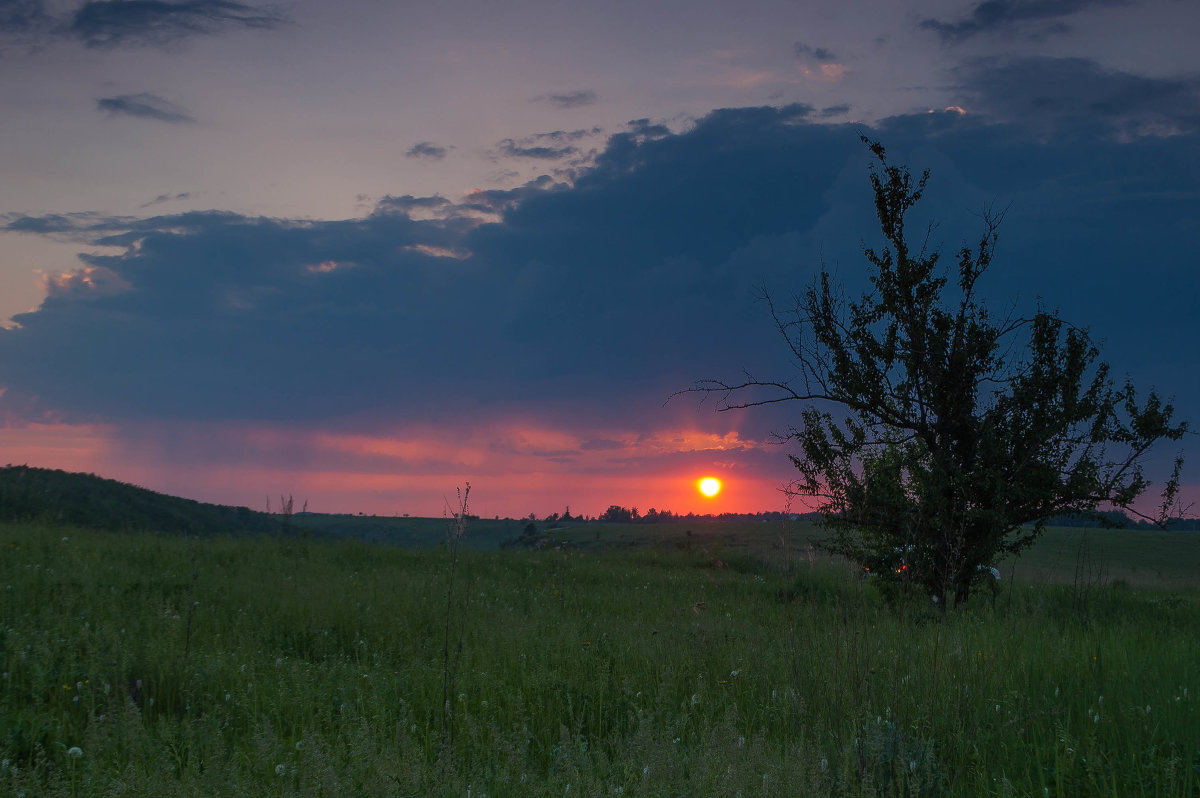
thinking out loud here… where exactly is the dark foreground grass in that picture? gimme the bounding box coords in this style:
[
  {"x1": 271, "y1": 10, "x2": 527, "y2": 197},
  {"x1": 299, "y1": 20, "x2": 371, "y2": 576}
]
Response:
[{"x1": 1, "y1": 521, "x2": 1197, "y2": 796}]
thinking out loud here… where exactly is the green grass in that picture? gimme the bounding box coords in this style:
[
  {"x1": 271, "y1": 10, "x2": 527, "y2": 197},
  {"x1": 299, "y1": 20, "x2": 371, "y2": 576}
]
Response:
[{"x1": 1, "y1": 520, "x2": 1197, "y2": 796}]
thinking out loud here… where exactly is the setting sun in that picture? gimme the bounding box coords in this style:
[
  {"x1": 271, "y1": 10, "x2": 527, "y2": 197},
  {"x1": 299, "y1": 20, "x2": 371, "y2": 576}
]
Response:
[{"x1": 698, "y1": 477, "x2": 721, "y2": 497}]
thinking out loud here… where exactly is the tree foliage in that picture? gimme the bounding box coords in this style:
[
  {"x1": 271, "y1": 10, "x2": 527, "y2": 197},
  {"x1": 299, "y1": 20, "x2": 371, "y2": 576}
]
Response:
[{"x1": 692, "y1": 139, "x2": 1187, "y2": 607}]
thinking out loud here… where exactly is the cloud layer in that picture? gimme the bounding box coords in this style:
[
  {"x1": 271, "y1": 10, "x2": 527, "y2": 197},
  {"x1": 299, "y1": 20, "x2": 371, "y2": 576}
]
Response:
[{"x1": 3, "y1": 97, "x2": 1196, "y2": 441}]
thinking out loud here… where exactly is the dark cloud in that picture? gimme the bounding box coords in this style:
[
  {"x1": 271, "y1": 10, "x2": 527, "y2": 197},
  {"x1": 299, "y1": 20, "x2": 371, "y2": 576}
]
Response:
[
  {"x1": 494, "y1": 128, "x2": 601, "y2": 161},
  {"x1": 69, "y1": 0, "x2": 286, "y2": 48},
  {"x1": 0, "y1": 0, "x2": 51, "y2": 34},
  {"x1": 405, "y1": 141, "x2": 448, "y2": 160},
  {"x1": 458, "y1": 175, "x2": 565, "y2": 214},
  {"x1": 626, "y1": 118, "x2": 671, "y2": 140},
  {"x1": 793, "y1": 41, "x2": 836, "y2": 62},
  {"x1": 97, "y1": 92, "x2": 195, "y2": 123},
  {"x1": 958, "y1": 56, "x2": 1200, "y2": 136},
  {"x1": 1, "y1": 104, "x2": 1197, "y2": 466},
  {"x1": 372, "y1": 194, "x2": 452, "y2": 216},
  {"x1": 536, "y1": 89, "x2": 598, "y2": 109},
  {"x1": 920, "y1": 0, "x2": 1130, "y2": 43},
  {"x1": 140, "y1": 192, "x2": 192, "y2": 208},
  {"x1": 0, "y1": 0, "x2": 288, "y2": 49},
  {"x1": 496, "y1": 140, "x2": 577, "y2": 160},
  {"x1": 819, "y1": 104, "x2": 851, "y2": 118}
]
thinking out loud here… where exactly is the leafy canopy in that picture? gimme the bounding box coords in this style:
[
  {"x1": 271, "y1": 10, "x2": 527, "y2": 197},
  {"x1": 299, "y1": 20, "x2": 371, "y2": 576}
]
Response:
[{"x1": 692, "y1": 138, "x2": 1187, "y2": 607}]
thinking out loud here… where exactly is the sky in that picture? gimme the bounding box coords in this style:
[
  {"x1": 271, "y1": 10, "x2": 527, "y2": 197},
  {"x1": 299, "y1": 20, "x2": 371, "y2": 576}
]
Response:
[{"x1": 0, "y1": 0, "x2": 1198, "y2": 520}]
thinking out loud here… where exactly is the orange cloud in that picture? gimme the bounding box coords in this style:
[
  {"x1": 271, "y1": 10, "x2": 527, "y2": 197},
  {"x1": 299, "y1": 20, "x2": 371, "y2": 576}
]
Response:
[
  {"x1": 38, "y1": 266, "x2": 132, "y2": 299},
  {"x1": 798, "y1": 63, "x2": 847, "y2": 82}
]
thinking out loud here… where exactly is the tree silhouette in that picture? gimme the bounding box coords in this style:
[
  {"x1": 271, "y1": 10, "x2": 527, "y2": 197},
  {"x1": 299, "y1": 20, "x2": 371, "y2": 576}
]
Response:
[{"x1": 687, "y1": 138, "x2": 1187, "y2": 607}]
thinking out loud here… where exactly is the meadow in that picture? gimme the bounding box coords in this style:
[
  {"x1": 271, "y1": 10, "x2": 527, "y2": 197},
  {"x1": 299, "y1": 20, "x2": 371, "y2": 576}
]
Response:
[{"x1": 0, "y1": 518, "x2": 1197, "y2": 796}]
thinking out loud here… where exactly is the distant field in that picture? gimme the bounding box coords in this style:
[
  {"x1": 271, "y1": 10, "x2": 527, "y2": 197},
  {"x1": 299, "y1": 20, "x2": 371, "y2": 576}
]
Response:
[{"x1": 300, "y1": 513, "x2": 1200, "y2": 590}]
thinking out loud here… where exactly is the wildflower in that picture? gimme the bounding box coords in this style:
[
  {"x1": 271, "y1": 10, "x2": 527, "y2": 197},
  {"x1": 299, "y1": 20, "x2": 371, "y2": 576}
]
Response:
[
  {"x1": 275, "y1": 763, "x2": 286, "y2": 776},
  {"x1": 67, "y1": 746, "x2": 82, "y2": 759},
  {"x1": 1145, "y1": 705, "x2": 1151, "y2": 714},
  {"x1": 76, "y1": 681, "x2": 83, "y2": 690},
  {"x1": 819, "y1": 757, "x2": 828, "y2": 773},
  {"x1": 643, "y1": 765, "x2": 650, "y2": 781},
  {"x1": 1094, "y1": 713, "x2": 1100, "y2": 724}
]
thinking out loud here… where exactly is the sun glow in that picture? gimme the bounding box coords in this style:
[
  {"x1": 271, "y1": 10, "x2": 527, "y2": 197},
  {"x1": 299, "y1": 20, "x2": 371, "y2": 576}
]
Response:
[{"x1": 698, "y1": 477, "x2": 721, "y2": 497}]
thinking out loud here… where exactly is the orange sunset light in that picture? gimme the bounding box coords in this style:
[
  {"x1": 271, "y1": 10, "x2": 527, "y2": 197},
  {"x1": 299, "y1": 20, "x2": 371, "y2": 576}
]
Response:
[{"x1": 698, "y1": 477, "x2": 722, "y2": 497}]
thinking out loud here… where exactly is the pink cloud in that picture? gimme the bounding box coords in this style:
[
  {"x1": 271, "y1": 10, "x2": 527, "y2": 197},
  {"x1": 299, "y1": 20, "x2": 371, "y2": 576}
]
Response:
[{"x1": 38, "y1": 265, "x2": 132, "y2": 299}]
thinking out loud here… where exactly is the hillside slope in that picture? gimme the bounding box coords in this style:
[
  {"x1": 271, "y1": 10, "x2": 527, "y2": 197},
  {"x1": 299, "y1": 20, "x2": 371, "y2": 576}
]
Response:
[{"x1": 0, "y1": 465, "x2": 290, "y2": 535}]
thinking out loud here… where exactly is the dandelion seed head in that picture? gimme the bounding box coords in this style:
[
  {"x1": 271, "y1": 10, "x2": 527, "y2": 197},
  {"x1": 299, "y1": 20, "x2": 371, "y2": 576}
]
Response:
[
  {"x1": 275, "y1": 764, "x2": 286, "y2": 776},
  {"x1": 67, "y1": 746, "x2": 82, "y2": 759}
]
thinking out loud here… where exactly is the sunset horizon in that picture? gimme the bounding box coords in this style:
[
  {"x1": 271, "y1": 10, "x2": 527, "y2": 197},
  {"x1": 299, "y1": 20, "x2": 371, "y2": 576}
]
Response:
[{"x1": 1, "y1": 0, "x2": 1196, "y2": 523}]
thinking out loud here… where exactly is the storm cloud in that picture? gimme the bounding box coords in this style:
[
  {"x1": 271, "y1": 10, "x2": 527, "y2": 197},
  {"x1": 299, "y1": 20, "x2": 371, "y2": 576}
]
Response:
[
  {"x1": 957, "y1": 56, "x2": 1200, "y2": 135},
  {"x1": 2, "y1": 105, "x2": 1196, "y2": 446}
]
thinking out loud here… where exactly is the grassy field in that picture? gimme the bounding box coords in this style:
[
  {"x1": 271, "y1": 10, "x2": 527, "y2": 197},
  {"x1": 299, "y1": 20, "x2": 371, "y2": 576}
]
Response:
[{"x1": 1, "y1": 519, "x2": 1197, "y2": 796}]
